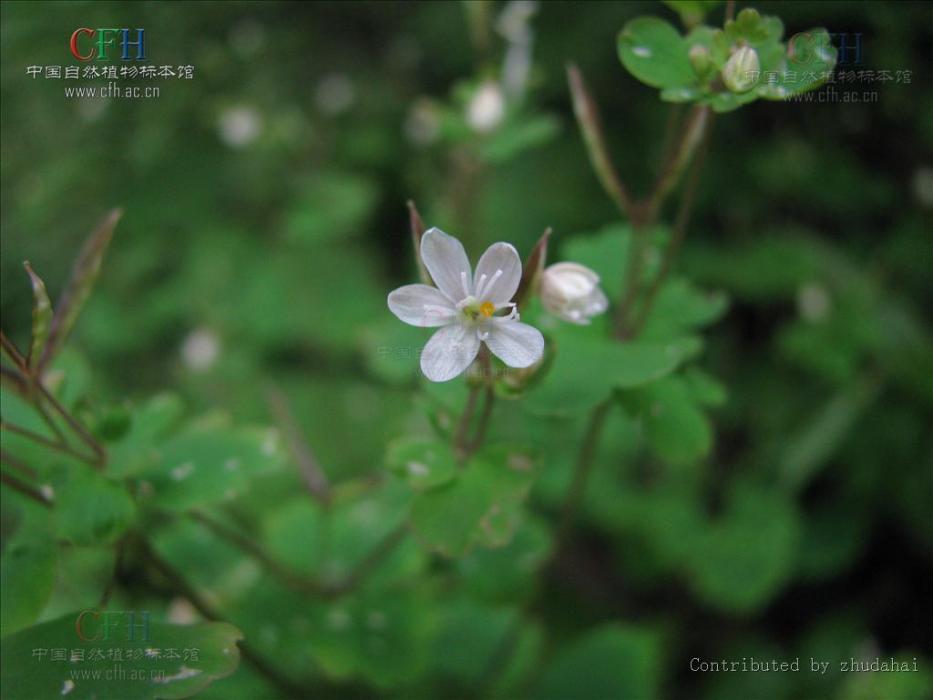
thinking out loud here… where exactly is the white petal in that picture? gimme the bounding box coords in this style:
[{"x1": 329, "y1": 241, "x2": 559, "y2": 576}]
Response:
[
  {"x1": 420, "y1": 323, "x2": 481, "y2": 382},
  {"x1": 473, "y1": 242, "x2": 522, "y2": 305},
  {"x1": 484, "y1": 319, "x2": 544, "y2": 368},
  {"x1": 420, "y1": 228, "x2": 472, "y2": 302},
  {"x1": 387, "y1": 284, "x2": 456, "y2": 327}
]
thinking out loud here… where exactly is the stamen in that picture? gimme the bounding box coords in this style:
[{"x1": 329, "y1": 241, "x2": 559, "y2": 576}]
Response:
[
  {"x1": 474, "y1": 273, "x2": 488, "y2": 298},
  {"x1": 478, "y1": 269, "x2": 503, "y2": 298},
  {"x1": 460, "y1": 271, "x2": 471, "y2": 299},
  {"x1": 479, "y1": 301, "x2": 496, "y2": 317}
]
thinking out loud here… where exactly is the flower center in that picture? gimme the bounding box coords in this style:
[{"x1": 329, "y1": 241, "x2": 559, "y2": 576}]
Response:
[{"x1": 458, "y1": 296, "x2": 497, "y2": 323}]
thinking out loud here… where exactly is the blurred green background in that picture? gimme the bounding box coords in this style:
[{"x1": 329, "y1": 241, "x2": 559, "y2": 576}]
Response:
[{"x1": 2, "y1": 1, "x2": 932, "y2": 699}]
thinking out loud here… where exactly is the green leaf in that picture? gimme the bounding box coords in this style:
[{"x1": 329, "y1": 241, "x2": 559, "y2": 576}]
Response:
[
  {"x1": 560, "y1": 224, "x2": 631, "y2": 299},
  {"x1": 431, "y1": 601, "x2": 516, "y2": 684},
  {"x1": 638, "y1": 276, "x2": 728, "y2": 341},
  {"x1": 480, "y1": 115, "x2": 561, "y2": 164},
  {"x1": 0, "y1": 613, "x2": 242, "y2": 699},
  {"x1": 139, "y1": 425, "x2": 285, "y2": 511},
  {"x1": 778, "y1": 378, "x2": 880, "y2": 492},
  {"x1": 663, "y1": 1, "x2": 722, "y2": 28},
  {"x1": 622, "y1": 374, "x2": 713, "y2": 465},
  {"x1": 23, "y1": 262, "x2": 52, "y2": 369},
  {"x1": 1, "y1": 528, "x2": 57, "y2": 636},
  {"x1": 618, "y1": 17, "x2": 696, "y2": 90},
  {"x1": 533, "y1": 624, "x2": 662, "y2": 700},
  {"x1": 52, "y1": 468, "x2": 136, "y2": 546},
  {"x1": 39, "y1": 209, "x2": 122, "y2": 371},
  {"x1": 688, "y1": 483, "x2": 799, "y2": 612},
  {"x1": 410, "y1": 448, "x2": 535, "y2": 557},
  {"x1": 527, "y1": 333, "x2": 700, "y2": 416},
  {"x1": 285, "y1": 171, "x2": 378, "y2": 246},
  {"x1": 107, "y1": 394, "x2": 185, "y2": 478},
  {"x1": 458, "y1": 514, "x2": 551, "y2": 602},
  {"x1": 385, "y1": 437, "x2": 458, "y2": 491},
  {"x1": 684, "y1": 367, "x2": 727, "y2": 407},
  {"x1": 764, "y1": 28, "x2": 837, "y2": 98}
]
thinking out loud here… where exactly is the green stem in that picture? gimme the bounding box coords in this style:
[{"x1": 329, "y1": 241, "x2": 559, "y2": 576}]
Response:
[
  {"x1": 0, "y1": 467, "x2": 52, "y2": 507},
  {"x1": 1, "y1": 420, "x2": 99, "y2": 466},
  {"x1": 138, "y1": 537, "x2": 311, "y2": 700},
  {"x1": 34, "y1": 380, "x2": 106, "y2": 468},
  {"x1": 188, "y1": 509, "x2": 329, "y2": 596},
  {"x1": 567, "y1": 64, "x2": 638, "y2": 222},
  {"x1": 629, "y1": 117, "x2": 712, "y2": 336},
  {"x1": 557, "y1": 398, "x2": 613, "y2": 543}
]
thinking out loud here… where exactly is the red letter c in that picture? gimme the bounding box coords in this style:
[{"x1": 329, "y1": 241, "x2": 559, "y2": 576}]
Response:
[{"x1": 70, "y1": 28, "x2": 96, "y2": 61}]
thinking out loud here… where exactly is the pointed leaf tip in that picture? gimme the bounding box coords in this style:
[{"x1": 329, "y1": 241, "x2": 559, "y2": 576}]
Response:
[{"x1": 39, "y1": 208, "x2": 123, "y2": 371}]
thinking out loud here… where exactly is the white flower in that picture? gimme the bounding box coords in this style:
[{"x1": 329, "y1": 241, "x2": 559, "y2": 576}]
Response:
[
  {"x1": 466, "y1": 81, "x2": 506, "y2": 133},
  {"x1": 539, "y1": 262, "x2": 608, "y2": 325},
  {"x1": 388, "y1": 228, "x2": 545, "y2": 382}
]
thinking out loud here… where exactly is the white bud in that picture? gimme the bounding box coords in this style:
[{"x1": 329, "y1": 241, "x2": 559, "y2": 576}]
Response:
[
  {"x1": 539, "y1": 262, "x2": 608, "y2": 325},
  {"x1": 466, "y1": 81, "x2": 506, "y2": 133},
  {"x1": 722, "y1": 45, "x2": 760, "y2": 93}
]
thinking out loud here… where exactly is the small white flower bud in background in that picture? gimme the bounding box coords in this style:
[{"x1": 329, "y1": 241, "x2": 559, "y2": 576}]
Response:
[
  {"x1": 722, "y1": 45, "x2": 760, "y2": 93},
  {"x1": 539, "y1": 262, "x2": 608, "y2": 325},
  {"x1": 218, "y1": 105, "x2": 262, "y2": 148},
  {"x1": 466, "y1": 80, "x2": 506, "y2": 133},
  {"x1": 314, "y1": 73, "x2": 356, "y2": 116},
  {"x1": 796, "y1": 283, "x2": 831, "y2": 322},
  {"x1": 181, "y1": 327, "x2": 221, "y2": 372}
]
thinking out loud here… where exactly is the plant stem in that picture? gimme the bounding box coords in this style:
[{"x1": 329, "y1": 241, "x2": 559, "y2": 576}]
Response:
[
  {"x1": 567, "y1": 64, "x2": 639, "y2": 222},
  {"x1": 0, "y1": 448, "x2": 39, "y2": 480},
  {"x1": 629, "y1": 117, "x2": 712, "y2": 336},
  {"x1": 557, "y1": 398, "x2": 612, "y2": 543},
  {"x1": 454, "y1": 384, "x2": 481, "y2": 459},
  {"x1": 643, "y1": 105, "x2": 710, "y2": 231},
  {"x1": 329, "y1": 523, "x2": 408, "y2": 596},
  {"x1": 467, "y1": 384, "x2": 495, "y2": 457},
  {"x1": 138, "y1": 537, "x2": 311, "y2": 700},
  {"x1": 0, "y1": 330, "x2": 28, "y2": 373},
  {"x1": 1, "y1": 420, "x2": 99, "y2": 466},
  {"x1": 264, "y1": 384, "x2": 330, "y2": 505},
  {"x1": 34, "y1": 380, "x2": 106, "y2": 468},
  {"x1": 0, "y1": 468, "x2": 52, "y2": 507},
  {"x1": 188, "y1": 509, "x2": 329, "y2": 596}
]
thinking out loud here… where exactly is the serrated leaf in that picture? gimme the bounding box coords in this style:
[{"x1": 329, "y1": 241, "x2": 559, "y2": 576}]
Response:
[
  {"x1": 618, "y1": 17, "x2": 696, "y2": 90},
  {"x1": 0, "y1": 613, "x2": 242, "y2": 699},
  {"x1": 39, "y1": 209, "x2": 122, "y2": 371},
  {"x1": 23, "y1": 262, "x2": 52, "y2": 369}
]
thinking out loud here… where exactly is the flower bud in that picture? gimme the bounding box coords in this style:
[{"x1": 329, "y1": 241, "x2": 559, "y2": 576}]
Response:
[
  {"x1": 539, "y1": 262, "x2": 608, "y2": 325},
  {"x1": 721, "y1": 45, "x2": 760, "y2": 93},
  {"x1": 466, "y1": 80, "x2": 506, "y2": 133},
  {"x1": 689, "y1": 45, "x2": 712, "y2": 79}
]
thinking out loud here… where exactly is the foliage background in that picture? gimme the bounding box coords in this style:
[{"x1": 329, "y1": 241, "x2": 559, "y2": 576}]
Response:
[{"x1": 1, "y1": 1, "x2": 931, "y2": 699}]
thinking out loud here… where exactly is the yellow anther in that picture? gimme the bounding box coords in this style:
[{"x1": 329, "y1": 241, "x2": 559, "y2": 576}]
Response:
[{"x1": 479, "y1": 302, "x2": 496, "y2": 317}]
